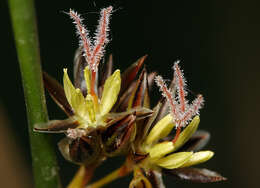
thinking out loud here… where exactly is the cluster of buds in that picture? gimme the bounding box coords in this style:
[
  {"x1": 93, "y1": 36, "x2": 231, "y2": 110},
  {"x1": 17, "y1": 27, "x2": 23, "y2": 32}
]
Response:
[{"x1": 35, "y1": 6, "x2": 226, "y2": 188}]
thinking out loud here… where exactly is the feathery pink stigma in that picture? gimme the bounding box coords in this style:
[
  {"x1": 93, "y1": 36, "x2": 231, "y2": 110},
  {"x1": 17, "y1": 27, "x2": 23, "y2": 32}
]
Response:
[
  {"x1": 155, "y1": 76, "x2": 179, "y2": 120},
  {"x1": 155, "y1": 62, "x2": 204, "y2": 129},
  {"x1": 173, "y1": 61, "x2": 187, "y2": 113},
  {"x1": 69, "y1": 9, "x2": 92, "y2": 63},
  {"x1": 70, "y1": 7, "x2": 113, "y2": 97},
  {"x1": 70, "y1": 7, "x2": 113, "y2": 72},
  {"x1": 181, "y1": 94, "x2": 204, "y2": 125},
  {"x1": 91, "y1": 6, "x2": 113, "y2": 72}
]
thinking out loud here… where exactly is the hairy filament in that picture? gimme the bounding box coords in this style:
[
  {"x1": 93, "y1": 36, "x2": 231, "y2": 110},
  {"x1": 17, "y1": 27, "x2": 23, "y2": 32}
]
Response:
[
  {"x1": 155, "y1": 62, "x2": 204, "y2": 129},
  {"x1": 69, "y1": 9, "x2": 92, "y2": 63},
  {"x1": 173, "y1": 61, "x2": 187, "y2": 113},
  {"x1": 91, "y1": 6, "x2": 113, "y2": 72},
  {"x1": 181, "y1": 94, "x2": 204, "y2": 125},
  {"x1": 70, "y1": 7, "x2": 113, "y2": 98},
  {"x1": 155, "y1": 75, "x2": 179, "y2": 121}
]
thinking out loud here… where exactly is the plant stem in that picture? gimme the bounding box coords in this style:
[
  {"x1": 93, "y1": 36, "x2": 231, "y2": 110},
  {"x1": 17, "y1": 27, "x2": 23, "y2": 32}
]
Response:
[
  {"x1": 67, "y1": 166, "x2": 86, "y2": 188},
  {"x1": 87, "y1": 163, "x2": 132, "y2": 188},
  {"x1": 8, "y1": 0, "x2": 61, "y2": 187},
  {"x1": 87, "y1": 168, "x2": 122, "y2": 188},
  {"x1": 67, "y1": 165, "x2": 95, "y2": 188}
]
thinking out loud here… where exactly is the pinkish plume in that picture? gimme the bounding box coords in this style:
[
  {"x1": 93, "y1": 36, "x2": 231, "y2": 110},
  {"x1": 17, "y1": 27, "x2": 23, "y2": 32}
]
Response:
[
  {"x1": 70, "y1": 6, "x2": 113, "y2": 72},
  {"x1": 155, "y1": 61, "x2": 204, "y2": 128}
]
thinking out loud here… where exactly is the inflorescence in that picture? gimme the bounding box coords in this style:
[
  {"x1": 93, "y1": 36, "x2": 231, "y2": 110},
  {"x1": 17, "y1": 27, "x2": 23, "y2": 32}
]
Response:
[{"x1": 35, "y1": 6, "x2": 226, "y2": 188}]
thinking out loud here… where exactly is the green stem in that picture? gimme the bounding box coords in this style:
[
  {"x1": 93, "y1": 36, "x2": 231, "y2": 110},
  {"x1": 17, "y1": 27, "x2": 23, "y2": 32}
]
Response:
[{"x1": 8, "y1": 0, "x2": 61, "y2": 187}]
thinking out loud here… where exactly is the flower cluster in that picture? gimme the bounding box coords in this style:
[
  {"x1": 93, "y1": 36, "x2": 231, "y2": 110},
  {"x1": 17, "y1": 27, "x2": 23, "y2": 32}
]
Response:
[
  {"x1": 127, "y1": 62, "x2": 217, "y2": 187},
  {"x1": 35, "y1": 6, "x2": 226, "y2": 188}
]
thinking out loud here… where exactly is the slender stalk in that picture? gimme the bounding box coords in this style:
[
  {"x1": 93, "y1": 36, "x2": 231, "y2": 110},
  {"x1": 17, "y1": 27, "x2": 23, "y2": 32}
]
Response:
[
  {"x1": 68, "y1": 165, "x2": 95, "y2": 188},
  {"x1": 67, "y1": 166, "x2": 86, "y2": 188},
  {"x1": 87, "y1": 163, "x2": 132, "y2": 188},
  {"x1": 8, "y1": 0, "x2": 61, "y2": 187},
  {"x1": 87, "y1": 168, "x2": 122, "y2": 188}
]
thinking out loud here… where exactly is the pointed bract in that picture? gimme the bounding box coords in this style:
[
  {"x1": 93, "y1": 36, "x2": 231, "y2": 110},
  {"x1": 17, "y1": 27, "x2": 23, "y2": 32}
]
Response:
[
  {"x1": 98, "y1": 54, "x2": 113, "y2": 96},
  {"x1": 164, "y1": 168, "x2": 227, "y2": 183},
  {"x1": 120, "y1": 55, "x2": 146, "y2": 96},
  {"x1": 128, "y1": 69, "x2": 149, "y2": 109},
  {"x1": 43, "y1": 71, "x2": 74, "y2": 116},
  {"x1": 34, "y1": 118, "x2": 78, "y2": 133}
]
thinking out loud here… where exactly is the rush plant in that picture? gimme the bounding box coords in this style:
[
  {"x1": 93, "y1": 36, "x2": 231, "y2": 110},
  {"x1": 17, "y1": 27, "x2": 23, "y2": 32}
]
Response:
[{"x1": 9, "y1": 2, "x2": 226, "y2": 188}]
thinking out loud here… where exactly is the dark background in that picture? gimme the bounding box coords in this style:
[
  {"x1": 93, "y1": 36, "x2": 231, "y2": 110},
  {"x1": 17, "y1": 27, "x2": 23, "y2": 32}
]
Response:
[{"x1": 1, "y1": 0, "x2": 260, "y2": 187}]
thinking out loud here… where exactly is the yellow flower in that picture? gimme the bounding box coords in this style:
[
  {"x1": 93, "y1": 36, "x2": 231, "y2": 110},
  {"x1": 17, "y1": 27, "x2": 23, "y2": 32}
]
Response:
[
  {"x1": 126, "y1": 62, "x2": 219, "y2": 187},
  {"x1": 63, "y1": 67, "x2": 121, "y2": 130},
  {"x1": 138, "y1": 115, "x2": 214, "y2": 171}
]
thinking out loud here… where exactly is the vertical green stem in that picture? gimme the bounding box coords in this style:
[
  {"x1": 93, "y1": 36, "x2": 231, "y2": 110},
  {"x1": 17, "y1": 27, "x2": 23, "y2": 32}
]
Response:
[{"x1": 8, "y1": 0, "x2": 61, "y2": 187}]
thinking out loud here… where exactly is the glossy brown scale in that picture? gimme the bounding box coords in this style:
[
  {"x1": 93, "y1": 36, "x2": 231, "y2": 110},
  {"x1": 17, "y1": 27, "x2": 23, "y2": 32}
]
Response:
[
  {"x1": 101, "y1": 114, "x2": 136, "y2": 156},
  {"x1": 69, "y1": 136, "x2": 97, "y2": 164}
]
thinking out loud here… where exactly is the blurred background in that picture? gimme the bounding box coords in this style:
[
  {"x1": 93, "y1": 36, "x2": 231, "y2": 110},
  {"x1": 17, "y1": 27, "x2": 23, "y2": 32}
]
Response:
[{"x1": 1, "y1": 0, "x2": 260, "y2": 187}]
